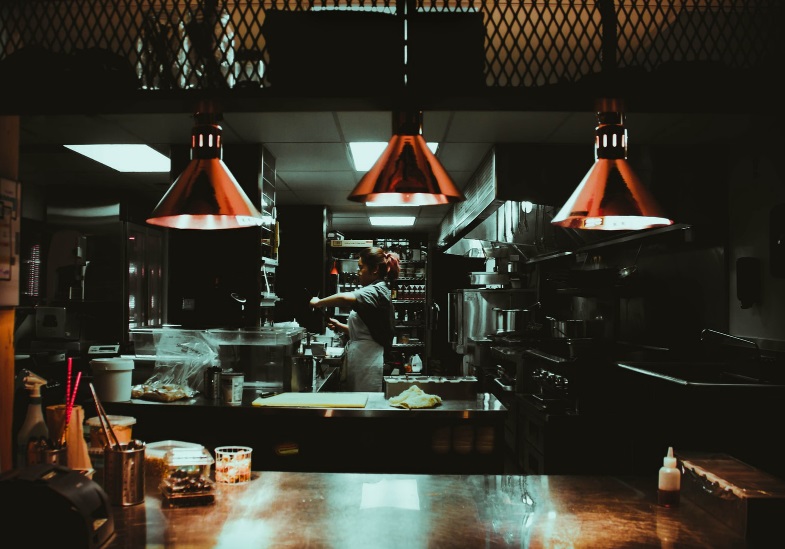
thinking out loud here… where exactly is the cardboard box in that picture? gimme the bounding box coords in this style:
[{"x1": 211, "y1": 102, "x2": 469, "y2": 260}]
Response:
[{"x1": 680, "y1": 451, "x2": 785, "y2": 542}]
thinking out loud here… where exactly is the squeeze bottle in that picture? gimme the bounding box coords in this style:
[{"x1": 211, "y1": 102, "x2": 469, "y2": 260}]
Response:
[
  {"x1": 16, "y1": 370, "x2": 49, "y2": 468},
  {"x1": 658, "y1": 446, "x2": 681, "y2": 507}
]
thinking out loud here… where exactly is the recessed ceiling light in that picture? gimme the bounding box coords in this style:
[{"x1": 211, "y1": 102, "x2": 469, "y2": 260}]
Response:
[
  {"x1": 64, "y1": 144, "x2": 170, "y2": 173},
  {"x1": 349, "y1": 141, "x2": 439, "y2": 172},
  {"x1": 369, "y1": 216, "x2": 416, "y2": 227}
]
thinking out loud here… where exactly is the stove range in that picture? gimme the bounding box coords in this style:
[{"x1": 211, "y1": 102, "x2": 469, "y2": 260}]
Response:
[{"x1": 520, "y1": 338, "x2": 630, "y2": 414}]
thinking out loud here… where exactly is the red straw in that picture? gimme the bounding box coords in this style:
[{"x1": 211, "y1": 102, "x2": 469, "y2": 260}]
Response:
[
  {"x1": 66, "y1": 371, "x2": 82, "y2": 423},
  {"x1": 66, "y1": 357, "x2": 73, "y2": 406},
  {"x1": 60, "y1": 370, "x2": 82, "y2": 446}
]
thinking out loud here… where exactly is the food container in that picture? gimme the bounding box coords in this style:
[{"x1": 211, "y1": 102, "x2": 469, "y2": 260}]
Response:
[
  {"x1": 384, "y1": 376, "x2": 478, "y2": 400},
  {"x1": 160, "y1": 447, "x2": 215, "y2": 508},
  {"x1": 85, "y1": 415, "x2": 136, "y2": 448},
  {"x1": 203, "y1": 366, "x2": 223, "y2": 400},
  {"x1": 145, "y1": 440, "x2": 204, "y2": 485},
  {"x1": 90, "y1": 358, "x2": 134, "y2": 402},
  {"x1": 214, "y1": 446, "x2": 252, "y2": 484},
  {"x1": 220, "y1": 371, "x2": 244, "y2": 405}
]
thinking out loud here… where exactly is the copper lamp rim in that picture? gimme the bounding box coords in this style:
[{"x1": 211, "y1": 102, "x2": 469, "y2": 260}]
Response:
[
  {"x1": 148, "y1": 157, "x2": 264, "y2": 230},
  {"x1": 551, "y1": 158, "x2": 674, "y2": 230}
]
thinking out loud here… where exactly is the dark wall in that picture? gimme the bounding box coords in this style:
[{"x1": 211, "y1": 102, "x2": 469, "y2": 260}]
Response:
[{"x1": 275, "y1": 205, "x2": 326, "y2": 332}]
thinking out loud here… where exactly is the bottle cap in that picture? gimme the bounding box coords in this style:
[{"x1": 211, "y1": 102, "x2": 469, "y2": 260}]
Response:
[{"x1": 663, "y1": 446, "x2": 678, "y2": 468}]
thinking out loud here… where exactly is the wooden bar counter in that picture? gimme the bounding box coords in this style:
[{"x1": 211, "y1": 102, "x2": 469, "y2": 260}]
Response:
[{"x1": 108, "y1": 472, "x2": 747, "y2": 548}]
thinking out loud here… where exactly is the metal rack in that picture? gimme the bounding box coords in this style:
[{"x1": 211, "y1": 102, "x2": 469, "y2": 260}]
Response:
[{"x1": 0, "y1": 1, "x2": 779, "y2": 112}]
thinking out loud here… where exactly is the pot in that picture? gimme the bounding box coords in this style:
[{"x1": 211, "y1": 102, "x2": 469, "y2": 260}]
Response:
[
  {"x1": 547, "y1": 318, "x2": 606, "y2": 339},
  {"x1": 494, "y1": 305, "x2": 539, "y2": 334}
]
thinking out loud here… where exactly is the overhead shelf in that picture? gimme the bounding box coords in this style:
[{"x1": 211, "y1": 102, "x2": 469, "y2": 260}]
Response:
[{"x1": 525, "y1": 223, "x2": 694, "y2": 264}]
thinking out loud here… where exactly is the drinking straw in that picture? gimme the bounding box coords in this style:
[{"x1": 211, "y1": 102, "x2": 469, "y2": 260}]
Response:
[
  {"x1": 66, "y1": 357, "x2": 72, "y2": 406},
  {"x1": 59, "y1": 370, "x2": 82, "y2": 446}
]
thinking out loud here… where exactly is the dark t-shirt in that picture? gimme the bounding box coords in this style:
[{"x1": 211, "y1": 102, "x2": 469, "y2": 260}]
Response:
[{"x1": 352, "y1": 281, "x2": 394, "y2": 354}]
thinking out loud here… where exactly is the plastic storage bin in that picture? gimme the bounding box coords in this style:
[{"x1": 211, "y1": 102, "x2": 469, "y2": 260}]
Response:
[
  {"x1": 90, "y1": 358, "x2": 134, "y2": 401},
  {"x1": 145, "y1": 440, "x2": 204, "y2": 484},
  {"x1": 160, "y1": 447, "x2": 215, "y2": 508}
]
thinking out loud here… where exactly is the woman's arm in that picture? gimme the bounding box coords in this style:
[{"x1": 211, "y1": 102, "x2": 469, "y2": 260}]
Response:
[
  {"x1": 310, "y1": 292, "x2": 356, "y2": 310},
  {"x1": 326, "y1": 317, "x2": 348, "y2": 334}
]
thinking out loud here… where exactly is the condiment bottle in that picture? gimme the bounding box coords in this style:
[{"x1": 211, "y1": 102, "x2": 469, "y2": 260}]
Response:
[
  {"x1": 411, "y1": 354, "x2": 423, "y2": 374},
  {"x1": 16, "y1": 370, "x2": 49, "y2": 467},
  {"x1": 658, "y1": 446, "x2": 681, "y2": 507}
]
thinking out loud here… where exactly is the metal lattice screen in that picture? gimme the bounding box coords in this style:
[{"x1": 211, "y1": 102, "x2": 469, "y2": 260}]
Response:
[{"x1": 0, "y1": 1, "x2": 778, "y2": 93}]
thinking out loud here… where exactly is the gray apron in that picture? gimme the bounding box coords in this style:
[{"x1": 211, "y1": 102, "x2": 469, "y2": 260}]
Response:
[{"x1": 345, "y1": 310, "x2": 384, "y2": 392}]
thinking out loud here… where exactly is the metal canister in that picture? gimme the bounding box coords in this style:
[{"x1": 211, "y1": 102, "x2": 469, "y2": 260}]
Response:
[
  {"x1": 204, "y1": 366, "x2": 223, "y2": 400},
  {"x1": 104, "y1": 441, "x2": 146, "y2": 506},
  {"x1": 221, "y1": 371, "x2": 244, "y2": 405}
]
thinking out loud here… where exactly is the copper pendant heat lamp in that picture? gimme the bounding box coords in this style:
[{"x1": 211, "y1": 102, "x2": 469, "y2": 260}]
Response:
[
  {"x1": 330, "y1": 260, "x2": 339, "y2": 276},
  {"x1": 551, "y1": 109, "x2": 674, "y2": 230},
  {"x1": 147, "y1": 112, "x2": 264, "y2": 230},
  {"x1": 347, "y1": 111, "x2": 465, "y2": 206}
]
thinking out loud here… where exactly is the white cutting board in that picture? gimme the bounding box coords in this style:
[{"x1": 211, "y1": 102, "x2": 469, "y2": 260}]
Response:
[{"x1": 252, "y1": 392, "x2": 368, "y2": 408}]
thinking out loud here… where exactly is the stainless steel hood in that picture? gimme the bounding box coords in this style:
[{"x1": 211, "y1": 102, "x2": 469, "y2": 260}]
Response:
[{"x1": 437, "y1": 144, "x2": 587, "y2": 259}]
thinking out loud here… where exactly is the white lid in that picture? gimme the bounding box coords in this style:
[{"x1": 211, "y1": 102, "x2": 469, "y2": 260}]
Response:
[
  {"x1": 165, "y1": 447, "x2": 214, "y2": 466},
  {"x1": 146, "y1": 440, "x2": 204, "y2": 460},
  {"x1": 90, "y1": 358, "x2": 134, "y2": 371},
  {"x1": 85, "y1": 415, "x2": 136, "y2": 428}
]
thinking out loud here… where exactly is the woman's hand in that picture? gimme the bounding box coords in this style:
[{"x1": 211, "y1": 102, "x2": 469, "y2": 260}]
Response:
[
  {"x1": 326, "y1": 317, "x2": 348, "y2": 334},
  {"x1": 309, "y1": 297, "x2": 320, "y2": 308}
]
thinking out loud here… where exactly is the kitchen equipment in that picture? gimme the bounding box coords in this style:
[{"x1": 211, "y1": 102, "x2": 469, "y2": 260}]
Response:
[
  {"x1": 494, "y1": 304, "x2": 540, "y2": 335},
  {"x1": 469, "y1": 271, "x2": 509, "y2": 287},
  {"x1": 290, "y1": 355, "x2": 314, "y2": 392},
  {"x1": 204, "y1": 326, "x2": 307, "y2": 392},
  {"x1": 448, "y1": 288, "x2": 537, "y2": 354},
  {"x1": 0, "y1": 463, "x2": 115, "y2": 549}
]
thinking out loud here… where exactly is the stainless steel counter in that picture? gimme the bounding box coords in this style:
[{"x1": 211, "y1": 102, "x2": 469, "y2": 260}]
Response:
[
  {"x1": 107, "y1": 472, "x2": 747, "y2": 548},
  {"x1": 103, "y1": 393, "x2": 509, "y2": 475}
]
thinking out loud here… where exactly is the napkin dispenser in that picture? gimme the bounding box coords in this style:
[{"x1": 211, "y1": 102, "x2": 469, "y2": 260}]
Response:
[{"x1": 0, "y1": 464, "x2": 115, "y2": 548}]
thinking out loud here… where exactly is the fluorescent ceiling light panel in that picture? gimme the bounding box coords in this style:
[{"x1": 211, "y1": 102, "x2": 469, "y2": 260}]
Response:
[
  {"x1": 369, "y1": 216, "x2": 416, "y2": 227},
  {"x1": 349, "y1": 141, "x2": 439, "y2": 171},
  {"x1": 65, "y1": 144, "x2": 170, "y2": 173}
]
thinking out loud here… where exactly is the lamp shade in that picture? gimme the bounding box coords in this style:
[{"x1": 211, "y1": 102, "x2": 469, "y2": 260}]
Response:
[
  {"x1": 347, "y1": 111, "x2": 465, "y2": 206},
  {"x1": 147, "y1": 114, "x2": 264, "y2": 230},
  {"x1": 551, "y1": 110, "x2": 673, "y2": 230}
]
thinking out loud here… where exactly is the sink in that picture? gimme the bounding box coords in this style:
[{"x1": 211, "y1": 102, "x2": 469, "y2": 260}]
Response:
[{"x1": 615, "y1": 361, "x2": 785, "y2": 389}]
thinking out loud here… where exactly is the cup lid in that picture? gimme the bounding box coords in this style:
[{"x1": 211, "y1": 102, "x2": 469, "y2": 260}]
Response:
[{"x1": 90, "y1": 358, "x2": 134, "y2": 371}]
